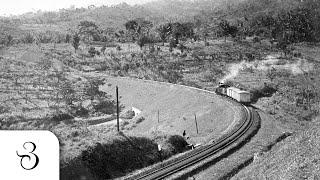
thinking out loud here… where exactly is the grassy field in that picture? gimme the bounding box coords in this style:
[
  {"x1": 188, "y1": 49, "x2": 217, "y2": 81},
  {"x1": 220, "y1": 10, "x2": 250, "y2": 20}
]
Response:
[{"x1": 96, "y1": 76, "x2": 241, "y2": 144}]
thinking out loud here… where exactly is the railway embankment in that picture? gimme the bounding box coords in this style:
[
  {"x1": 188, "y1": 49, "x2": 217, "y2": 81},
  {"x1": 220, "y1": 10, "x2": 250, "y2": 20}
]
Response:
[
  {"x1": 173, "y1": 107, "x2": 261, "y2": 180},
  {"x1": 124, "y1": 105, "x2": 260, "y2": 180}
]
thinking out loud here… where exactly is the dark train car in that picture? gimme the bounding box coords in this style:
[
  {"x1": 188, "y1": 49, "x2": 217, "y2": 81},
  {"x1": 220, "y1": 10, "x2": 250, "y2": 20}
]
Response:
[{"x1": 215, "y1": 83, "x2": 229, "y2": 95}]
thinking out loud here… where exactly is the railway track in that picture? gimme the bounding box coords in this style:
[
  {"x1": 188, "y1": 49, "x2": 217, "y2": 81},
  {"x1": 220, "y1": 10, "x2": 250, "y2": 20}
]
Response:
[{"x1": 126, "y1": 104, "x2": 254, "y2": 180}]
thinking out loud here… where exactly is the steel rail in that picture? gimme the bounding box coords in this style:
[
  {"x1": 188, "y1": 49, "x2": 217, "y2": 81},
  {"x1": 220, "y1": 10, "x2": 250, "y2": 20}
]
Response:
[{"x1": 130, "y1": 104, "x2": 253, "y2": 180}]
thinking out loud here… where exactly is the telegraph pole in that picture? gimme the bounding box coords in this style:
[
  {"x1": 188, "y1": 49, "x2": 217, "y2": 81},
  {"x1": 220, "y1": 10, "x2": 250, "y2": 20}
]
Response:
[
  {"x1": 194, "y1": 114, "x2": 199, "y2": 134},
  {"x1": 116, "y1": 86, "x2": 120, "y2": 132}
]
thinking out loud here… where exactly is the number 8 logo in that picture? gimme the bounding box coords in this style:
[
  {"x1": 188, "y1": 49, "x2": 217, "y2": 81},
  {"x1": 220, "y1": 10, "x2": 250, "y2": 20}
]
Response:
[{"x1": 16, "y1": 142, "x2": 39, "y2": 170}]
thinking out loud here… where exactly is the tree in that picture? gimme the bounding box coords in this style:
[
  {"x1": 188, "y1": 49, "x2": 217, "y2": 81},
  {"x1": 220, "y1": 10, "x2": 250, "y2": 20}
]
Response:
[
  {"x1": 22, "y1": 33, "x2": 34, "y2": 44},
  {"x1": 78, "y1": 20, "x2": 101, "y2": 42},
  {"x1": 276, "y1": 31, "x2": 292, "y2": 57},
  {"x1": 72, "y1": 33, "x2": 80, "y2": 53},
  {"x1": 193, "y1": 16, "x2": 212, "y2": 45},
  {"x1": 65, "y1": 34, "x2": 71, "y2": 43},
  {"x1": 125, "y1": 19, "x2": 140, "y2": 41},
  {"x1": 167, "y1": 22, "x2": 195, "y2": 47},
  {"x1": 125, "y1": 20, "x2": 139, "y2": 33},
  {"x1": 125, "y1": 18, "x2": 153, "y2": 42},
  {"x1": 88, "y1": 47, "x2": 98, "y2": 57},
  {"x1": 157, "y1": 23, "x2": 172, "y2": 45},
  {"x1": 5, "y1": 34, "x2": 13, "y2": 46},
  {"x1": 137, "y1": 35, "x2": 149, "y2": 50},
  {"x1": 218, "y1": 20, "x2": 238, "y2": 42}
]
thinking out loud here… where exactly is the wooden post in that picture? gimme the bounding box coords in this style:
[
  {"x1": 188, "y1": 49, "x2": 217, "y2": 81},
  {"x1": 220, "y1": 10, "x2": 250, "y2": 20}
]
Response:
[
  {"x1": 157, "y1": 110, "x2": 160, "y2": 123},
  {"x1": 116, "y1": 86, "x2": 120, "y2": 132},
  {"x1": 25, "y1": 88, "x2": 28, "y2": 104},
  {"x1": 194, "y1": 114, "x2": 199, "y2": 134}
]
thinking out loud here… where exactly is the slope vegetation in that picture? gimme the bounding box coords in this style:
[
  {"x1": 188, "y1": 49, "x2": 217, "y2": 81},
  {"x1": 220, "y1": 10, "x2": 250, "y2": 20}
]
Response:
[{"x1": 233, "y1": 119, "x2": 320, "y2": 180}]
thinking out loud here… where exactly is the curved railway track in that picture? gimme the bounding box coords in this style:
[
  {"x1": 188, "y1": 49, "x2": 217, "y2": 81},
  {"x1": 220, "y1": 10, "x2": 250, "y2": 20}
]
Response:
[{"x1": 126, "y1": 104, "x2": 255, "y2": 180}]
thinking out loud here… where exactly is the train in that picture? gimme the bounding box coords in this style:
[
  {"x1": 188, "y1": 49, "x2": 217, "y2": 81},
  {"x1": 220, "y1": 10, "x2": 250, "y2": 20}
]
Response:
[{"x1": 215, "y1": 82, "x2": 251, "y2": 103}]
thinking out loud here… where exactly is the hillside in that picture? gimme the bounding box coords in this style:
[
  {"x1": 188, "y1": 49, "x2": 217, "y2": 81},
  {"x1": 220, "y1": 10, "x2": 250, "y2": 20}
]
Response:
[
  {"x1": 233, "y1": 118, "x2": 320, "y2": 179},
  {"x1": 1, "y1": 0, "x2": 318, "y2": 41},
  {"x1": 2, "y1": 0, "x2": 308, "y2": 29},
  {"x1": 15, "y1": 3, "x2": 158, "y2": 30},
  {"x1": 1, "y1": 0, "x2": 320, "y2": 179}
]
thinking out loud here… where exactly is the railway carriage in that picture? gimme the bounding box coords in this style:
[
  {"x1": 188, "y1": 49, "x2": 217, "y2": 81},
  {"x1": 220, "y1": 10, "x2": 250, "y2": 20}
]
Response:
[{"x1": 215, "y1": 83, "x2": 251, "y2": 103}]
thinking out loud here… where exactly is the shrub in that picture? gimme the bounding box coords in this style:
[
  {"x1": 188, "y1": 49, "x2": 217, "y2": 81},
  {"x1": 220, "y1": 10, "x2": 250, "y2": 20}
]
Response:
[
  {"x1": 92, "y1": 99, "x2": 117, "y2": 115},
  {"x1": 121, "y1": 110, "x2": 135, "y2": 119},
  {"x1": 136, "y1": 117, "x2": 145, "y2": 124},
  {"x1": 88, "y1": 47, "x2": 97, "y2": 57},
  {"x1": 166, "y1": 135, "x2": 188, "y2": 153},
  {"x1": 250, "y1": 83, "x2": 277, "y2": 103},
  {"x1": 65, "y1": 34, "x2": 71, "y2": 43},
  {"x1": 48, "y1": 113, "x2": 74, "y2": 123},
  {"x1": 72, "y1": 34, "x2": 80, "y2": 53},
  {"x1": 61, "y1": 133, "x2": 188, "y2": 180},
  {"x1": 116, "y1": 45, "x2": 121, "y2": 51},
  {"x1": 71, "y1": 105, "x2": 89, "y2": 117},
  {"x1": 22, "y1": 33, "x2": 34, "y2": 44},
  {"x1": 0, "y1": 105, "x2": 9, "y2": 114}
]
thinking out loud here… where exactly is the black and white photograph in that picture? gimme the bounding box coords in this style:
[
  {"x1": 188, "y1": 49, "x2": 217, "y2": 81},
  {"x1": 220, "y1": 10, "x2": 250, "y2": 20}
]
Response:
[{"x1": 0, "y1": 0, "x2": 319, "y2": 179}]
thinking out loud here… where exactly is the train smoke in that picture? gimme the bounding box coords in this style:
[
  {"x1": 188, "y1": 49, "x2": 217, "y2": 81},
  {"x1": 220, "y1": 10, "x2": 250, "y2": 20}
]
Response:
[
  {"x1": 220, "y1": 61, "x2": 246, "y2": 83},
  {"x1": 219, "y1": 55, "x2": 313, "y2": 83}
]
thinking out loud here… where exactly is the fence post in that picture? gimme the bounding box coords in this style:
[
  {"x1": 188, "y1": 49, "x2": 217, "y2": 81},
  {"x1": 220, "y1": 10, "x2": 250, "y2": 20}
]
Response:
[{"x1": 158, "y1": 110, "x2": 160, "y2": 123}]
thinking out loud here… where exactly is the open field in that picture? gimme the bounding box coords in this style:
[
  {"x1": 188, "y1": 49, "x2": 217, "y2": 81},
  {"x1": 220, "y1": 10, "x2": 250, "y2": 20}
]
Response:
[{"x1": 98, "y1": 76, "x2": 241, "y2": 143}]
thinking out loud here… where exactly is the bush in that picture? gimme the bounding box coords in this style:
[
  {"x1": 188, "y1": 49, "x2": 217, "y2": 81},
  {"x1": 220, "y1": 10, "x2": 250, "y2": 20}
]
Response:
[
  {"x1": 166, "y1": 135, "x2": 188, "y2": 153},
  {"x1": 88, "y1": 47, "x2": 98, "y2": 57},
  {"x1": 72, "y1": 34, "x2": 80, "y2": 52},
  {"x1": 0, "y1": 105, "x2": 9, "y2": 114},
  {"x1": 22, "y1": 33, "x2": 34, "y2": 44},
  {"x1": 136, "y1": 117, "x2": 145, "y2": 124},
  {"x1": 48, "y1": 113, "x2": 74, "y2": 123},
  {"x1": 67, "y1": 136, "x2": 158, "y2": 179},
  {"x1": 121, "y1": 110, "x2": 135, "y2": 119},
  {"x1": 116, "y1": 45, "x2": 121, "y2": 51},
  {"x1": 92, "y1": 99, "x2": 117, "y2": 115},
  {"x1": 71, "y1": 105, "x2": 89, "y2": 117},
  {"x1": 250, "y1": 83, "x2": 277, "y2": 102},
  {"x1": 61, "y1": 133, "x2": 188, "y2": 180}
]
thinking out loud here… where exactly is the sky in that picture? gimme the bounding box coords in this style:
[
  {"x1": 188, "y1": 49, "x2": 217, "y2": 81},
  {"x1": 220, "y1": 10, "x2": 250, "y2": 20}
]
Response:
[{"x1": 0, "y1": 0, "x2": 154, "y2": 16}]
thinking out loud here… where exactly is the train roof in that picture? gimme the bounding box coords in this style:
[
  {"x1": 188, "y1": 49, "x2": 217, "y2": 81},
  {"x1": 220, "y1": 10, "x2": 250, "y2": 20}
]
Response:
[{"x1": 227, "y1": 87, "x2": 250, "y2": 94}]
